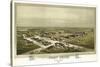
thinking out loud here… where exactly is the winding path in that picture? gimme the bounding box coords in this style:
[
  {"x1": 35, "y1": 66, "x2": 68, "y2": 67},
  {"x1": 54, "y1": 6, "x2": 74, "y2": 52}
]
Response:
[{"x1": 22, "y1": 34, "x2": 93, "y2": 54}]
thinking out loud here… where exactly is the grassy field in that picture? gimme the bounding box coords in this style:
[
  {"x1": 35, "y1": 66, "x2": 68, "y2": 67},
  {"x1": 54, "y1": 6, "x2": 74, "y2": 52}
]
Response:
[
  {"x1": 40, "y1": 46, "x2": 85, "y2": 53},
  {"x1": 69, "y1": 32, "x2": 94, "y2": 49},
  {"x1": 17, "y1": 31, "x2": 40, "y2": 55}
]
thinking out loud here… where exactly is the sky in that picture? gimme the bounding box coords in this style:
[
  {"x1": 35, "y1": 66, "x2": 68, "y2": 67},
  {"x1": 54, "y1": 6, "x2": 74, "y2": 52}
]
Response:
[{"x1": 15, "y1": 3, "x2": 96, "y2": 28}]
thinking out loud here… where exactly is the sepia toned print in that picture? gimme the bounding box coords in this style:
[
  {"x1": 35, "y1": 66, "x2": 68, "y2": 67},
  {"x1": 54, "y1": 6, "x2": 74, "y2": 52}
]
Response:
[{"x1": 15, "y1": 3, "x2": 96, "y2": 55}]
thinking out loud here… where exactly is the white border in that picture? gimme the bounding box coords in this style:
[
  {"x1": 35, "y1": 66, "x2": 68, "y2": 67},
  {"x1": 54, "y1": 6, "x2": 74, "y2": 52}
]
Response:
[{"x1": 13, "y1": 0, "x2": 96, "y2": 7}]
